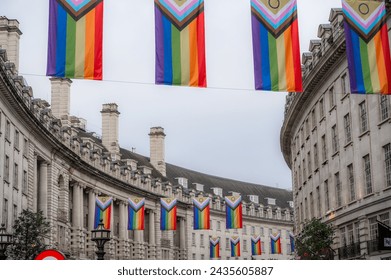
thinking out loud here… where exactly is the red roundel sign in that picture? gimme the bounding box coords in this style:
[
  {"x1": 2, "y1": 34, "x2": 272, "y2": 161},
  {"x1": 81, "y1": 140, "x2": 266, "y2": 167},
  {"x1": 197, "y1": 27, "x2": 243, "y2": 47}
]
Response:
[{"x1": 35, "y1": 250, "x2": 66, "y2": 260}]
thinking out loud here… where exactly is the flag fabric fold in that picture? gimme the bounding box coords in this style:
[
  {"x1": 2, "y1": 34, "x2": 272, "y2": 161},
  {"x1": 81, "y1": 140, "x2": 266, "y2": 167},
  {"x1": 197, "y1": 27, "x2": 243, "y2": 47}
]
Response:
[
  {"x1": 193, "y1": 197, "x2": 210, "y2": 230},
  {"x1": 46, "y1": 0, "x2": 104, "y2": 80},
  {"x1": 225, "y1": 196, "x2": 243, "y2": 229},
  {"x1": 342, "y1": 0, "x2": 391, "y2": 94},
  {"x1": 94, "y1": 196, "x2": 112, "y2": 229},
  {"x1": 154, "y1": 0, "x2": 207, "y2": 87},
  {"x1": 230, "y1": 236, "x2": 241, "y2": 257},
  {"x1": 270, "y1": 233, "x2": 282, "y2": 254},
  {"x1": 160, "y1": 198, "x2": 177, "y2": 230},
  {"x1": 251, "y1": 0, "x2": 302, "y2": 92},
  {"x1": 210, "y1": 237, "x2": 220, "y2": 259},
  {"x1": 251, "y1": 235, "x2": 262, "y2": 256},
  {"x1": 128, "y1": 197, "x2": 145, "y2": 230},
  {"x1": 289, "y1": 231, "x2": 295, "y2": 253}
]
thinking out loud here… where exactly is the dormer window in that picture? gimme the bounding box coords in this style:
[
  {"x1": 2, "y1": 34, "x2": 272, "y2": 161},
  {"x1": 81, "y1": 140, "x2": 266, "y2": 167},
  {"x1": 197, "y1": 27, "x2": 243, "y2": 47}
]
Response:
[
  {"x1": 265, "y1": 198, "x2": 276, "y2": 206},
  {"x1": 229, "y1": 191, "x2": 240, "y2": 197},
  {"x1": 193, "y1": 183, "x2": 204, "y2": 192},
  {"x1": 176, "y1": 177, "x2": 188, "y2": 188},
  {"x1": 212, "y1": 187, "x2": 222, "y2": 197},
  {"x1": 288, "y1": 201, "x2": 294, "y2": 208},
  {"x1": 248, "y1": 195, "x2": 259, "y2": 204}
]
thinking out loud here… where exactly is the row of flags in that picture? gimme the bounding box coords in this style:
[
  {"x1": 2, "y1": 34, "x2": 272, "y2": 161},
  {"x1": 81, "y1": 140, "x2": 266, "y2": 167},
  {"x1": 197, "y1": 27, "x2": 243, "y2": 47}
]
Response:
[
  {"x1": 46, "y1": 0, "x2": 391, "y2": 94},
  {"x1": 94, "y1": 196, "x2": 243, "y2": 231}
]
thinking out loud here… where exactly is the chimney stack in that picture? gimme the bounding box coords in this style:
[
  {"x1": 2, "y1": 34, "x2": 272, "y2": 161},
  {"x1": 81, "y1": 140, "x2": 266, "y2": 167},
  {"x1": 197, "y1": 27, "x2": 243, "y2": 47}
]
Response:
[
  {"x1": 0, "y1": 17, "x2": 22, "y2": 72},
  {"x1": 50, "y1": 78, "x2": 72, "y2": 123},
  {"x1": 149, "y1": 127, "x2": 166, "y2": 177},
  {"x1": 101, "y1": 103, "x2": 120, "y2": 158}
]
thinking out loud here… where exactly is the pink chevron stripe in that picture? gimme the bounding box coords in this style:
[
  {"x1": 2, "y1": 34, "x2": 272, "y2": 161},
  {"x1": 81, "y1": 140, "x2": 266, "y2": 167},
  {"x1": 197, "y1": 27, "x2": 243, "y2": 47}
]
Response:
[
  {"x1": 252, "y1": 0, "x2": 296, "y2": 25},
  {"x1": 161, "y1": 0, "x2": 200, "y2": 17},
  {"x1": 342, "y1": 1, "x2": 385, "y2": 29}
]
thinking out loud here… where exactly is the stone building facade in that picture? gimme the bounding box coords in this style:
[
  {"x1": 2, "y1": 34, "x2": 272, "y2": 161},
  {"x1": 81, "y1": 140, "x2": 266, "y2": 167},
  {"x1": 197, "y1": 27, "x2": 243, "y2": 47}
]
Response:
[
  {"x1": 0, "y1": 16, "x2": 294, "y2": 260},
  {"x1": 281, "y1": 8, "x2": 391, "y2": 260}
]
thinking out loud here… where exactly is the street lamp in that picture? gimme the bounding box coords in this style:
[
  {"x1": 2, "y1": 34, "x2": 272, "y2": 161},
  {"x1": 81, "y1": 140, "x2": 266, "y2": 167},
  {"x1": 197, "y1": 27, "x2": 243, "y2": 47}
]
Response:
[
  {"x1": 91, "y1": 219, "x2": 111, "y2": 260},
  {"x1": 0, "y1": 224, "x2": 13, "y2": 260}
]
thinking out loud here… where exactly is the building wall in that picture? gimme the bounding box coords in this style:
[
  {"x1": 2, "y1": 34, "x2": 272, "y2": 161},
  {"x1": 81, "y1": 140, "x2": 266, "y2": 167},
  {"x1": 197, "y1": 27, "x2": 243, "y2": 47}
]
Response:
[
  {"x1": 0, "y1": 17, "x2": 294, "y2": 260},
  {"x1": 281, "y1": 8, "x2": 391, "y2": 260}
]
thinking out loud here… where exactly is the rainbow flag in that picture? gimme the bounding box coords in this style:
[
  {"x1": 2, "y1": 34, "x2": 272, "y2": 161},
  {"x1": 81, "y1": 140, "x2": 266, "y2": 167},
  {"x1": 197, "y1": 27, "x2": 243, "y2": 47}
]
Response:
[
  {"x1": 251, "y1": 235, "x2": 262, "y2": 256},
  {"x1": 342, "y1": 0, "x2": 391, "y2": 94},
  {"x1": 94, "y1": 196, "x2": 112, "y2": 229},
  {"x1": 46, "y1": 0, "x2": 103, "y2": 80},
  {"x1": 289, "y1": 231, "x2": 295, "y2": 253},
  {"x1": 209, "y1": 237, "x2": 220, "y2": 259},
  {"x1": 154, "y1": 0, "x2": 207, "y2": 87},
  {"x1": 193, "y1": 197, "x2": 210, "y2": 230},
  {"x1": 160, "y1": 198, "x2": 177, "y2": 230},
  {"x1": 270, "y1": 233, "x2": 282, "y2": 254},
  {"x1": 225, "y1": 196, "x2": 242, "y2": 229},
  {"x1": 128, "y1": 197, "x2": 145, "y2": 230},
  {"x1": 230, "y1": 236, "x2": 241, "y2": 257},
  {"x1": 251, "y1": 0, "x2": 302, "y2": 92}
]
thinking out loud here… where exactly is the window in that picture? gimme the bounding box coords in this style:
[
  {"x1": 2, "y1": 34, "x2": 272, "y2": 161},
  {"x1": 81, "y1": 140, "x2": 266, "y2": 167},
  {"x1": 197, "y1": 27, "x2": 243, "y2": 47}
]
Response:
[
  {"x1": 380, "y1": 95, "x2": 390, "y2": 121},
  {"x1": 303, "y1": 159, "x2": 306, "y2": 181},
  {"x1": 261, "y1": 241, "x2": 265, "y2": 253},
  {"x1": 312, "y1": 109, "x2": 317, "y2": 128},
  {"x1": 200, "y1": 234, "x2": 204, "y2": 246},
  {"x1": 226, "y1": 238, "x2": 230, "y2": 249},
  {"x1": 321, "y1": 134, "x2": 327, "y2": 162},
  {"x1": 3, "y1": 199, "x2": 8, "y2": 227},
  {"x1": 329, "y1": 86, "x2": 335, "y2": 108},
  {"x1": 192, "y1": 253, "x2": 196, "y2": 260},
  {"x1": 4, "y1": 155, "x2": 10, "y2": 182},
  {"x1": 340, "y1": 227, "x2": 346, "y2": 247},
  {"x1": 335, "y1": 172, "x2": 342, "y2": 207},
  {"x1": 309, "y1": 192, "x2": 314, "y2": 219},
  {"x1": 301, "y1": 127, "x2": 304, "y2": 146},
  {"x1": 307, "y1": 151, "x2": 312, "y2": 175},
  {"x1": 369, "y1": 217, "x2": 378, "y2": 240},
  {"x1": 331, "y1": 125, "x2": 339, "y2": 153},
  {"x1": 243, "y1": 225, "x2": 247, "y2": 234},
  {"x1": 304, "y1": 198, "x2": 308, "y2": 220},
  {"x1": 22, "y1": 170, "x2": 28, "y2": 194},
  {"x1": 384, "y1": 144, "x2": 391, "y2": 187},
  {"x1": 14, "y1": 130, "x2": 19, "y2": 149},
  {"x1": 200, "y1": 254, "x2": 205, "y2": 260},
  {"x1": 243, "y1": 240, "x2": 247, "y2": 251},
  {"x1": 217, "y1": 221, "x2": 221, "y2": 231},
  {"x1": 344, "y1": 113, "x2": 352, "y2": 144},
  {"x1": 348, "y1": 164, "x2": 355, "y2": 202},
  {"x1": 298, "y1": 165, "x2": 302, "y2": 186},
  {"x1": 260, "y1": 227, "x2": 264, "y2": 236},
  {"x1": 314, "y1": 143, "x2": 319, "y2": 169},
  {"x1": 23, "y1": 138, "x2": 29, "y2": 157},
  {"x1": 341, "y1": 74, "x2": 348, "y2": 95},
  {"x1": 359, "y1": 101, "x2": 368, "y2": 133},
  {"x1": 354, "y1": 222, "x2": 360, "y2": 243},
  {"x1": 347, "y1": 224, "x2": 354, "y2": 245},
  {"x1": 192, "y1": 233, "x2": 196, "y2": 246},
  {"x1": 363, "y1": 155, "x2": 373, "y2": 194},
  {"x1": 380, "y1": 212, "x2": 390, "y2": 227},
  {"x1": 251, "y1": 226, "x2": 255, "y2": 235},
  {"x1": 319, "y1": 98, "x2": 325, "y2": 119},
  {"x1": 212, "y1": 187, "x2": 223, "y2": 197},
  {"x1": 13, "y1": 163, "x2": 18, "y2": 188},
  {"x1": 325, "y1": 180, "x2": 329, "y2": 211},
  {"x1": 5, "y1": 120, "x2": 10, "y2": 140},
  {"x1": 305, "y1": 118, "x2": 310, "y2": 138},
  {"x1": 316, "y1": 187, "x2": 321, "y2": 218},
  {"x1": 12, "y1": 204, "x2": 17, "y2": 226}
]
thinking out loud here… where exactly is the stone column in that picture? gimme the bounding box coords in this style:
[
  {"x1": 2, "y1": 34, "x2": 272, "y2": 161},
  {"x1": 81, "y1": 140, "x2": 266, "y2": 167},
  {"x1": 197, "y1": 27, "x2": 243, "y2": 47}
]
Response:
[
  {"x1": 118, "y1": 202, "x2": 128, "y2": 259},
  {"x1": 32, "y1": 155, "x2": 38, "y2": 212},
  {"x1": 38, "y1": 162, "x2": 48, "y2": 217},
  {"x1": 71, "y1": 182, "x2": 81, "y2": 257},
  {"x1": 358, "y1": 216, "x2": 369, "y2": 258},
  {"x1": 87, "y1": 189, "x2": 96, "y2": 259},
  {"x1": 179, "y1": 217, "x2": 186, "y2": 260},
  {"x1": 148, "y1": 210, "x2": 156, "y2": 259}
]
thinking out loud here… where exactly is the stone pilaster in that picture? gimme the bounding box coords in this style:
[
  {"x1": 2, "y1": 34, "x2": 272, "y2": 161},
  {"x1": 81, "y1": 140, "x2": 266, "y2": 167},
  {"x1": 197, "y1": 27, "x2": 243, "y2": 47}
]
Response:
[
  {"x1": 148, "y1": 210, "x2": 157, "y2": 259},
  {"x1": 38, "y1": 162, "x2": 48, "y2": 217}
]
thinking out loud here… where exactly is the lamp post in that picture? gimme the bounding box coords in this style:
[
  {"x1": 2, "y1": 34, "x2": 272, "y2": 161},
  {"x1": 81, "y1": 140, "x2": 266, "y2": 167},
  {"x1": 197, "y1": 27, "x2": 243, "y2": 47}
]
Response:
[
  {"x1": 0, "y1": 224, "x2": 13, "y2": 260},
  {"x1": 91, "y1": 219, "x2": 111, "y2": 260}
]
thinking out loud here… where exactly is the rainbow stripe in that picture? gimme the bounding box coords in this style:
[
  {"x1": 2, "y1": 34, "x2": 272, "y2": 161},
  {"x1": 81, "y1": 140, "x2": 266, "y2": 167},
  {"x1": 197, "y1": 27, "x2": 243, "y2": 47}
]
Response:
[
  {"x1": 289, "y1": 232, "x2": 295, "y2": 253},
  {"x1": 193, "y1": 197, "x2": 210, "y2": 230},
  {"x1": 94, "y1": 196, "x2": 112, "y2": 229},
  {"x1": 225, "y1": 196, "x2": 242, "y2": 229},
  {"x1": 128, "y1": 197, "x2": 145, "y2": 230},
  {"x1": 160, "y1": 198, "x2": 177, "y2": 230},
  {"x1": 230, "y1": 236, "x2": 241, "y2": 257},
  {"x1": 342, "y1": 0, "x2": 391, "y2": 94},
  {"x1": 251, "y1": 235, "x2": 262, "y2": 256},
  {"x1": 210, "y1": 237, "x2": 220, "y2": 259},
  {"x1": 270, "y1": 233, "x2": 282, "y2": 254},
  {"x1": 251, "y1": 0, "x2": 302, "y2": 92},
  {"x1": 47, "y1": 0, "x2": 103, "y2": 80},
  {"x1": 155, "y1": 0, "x2": 207, "y2": 87}
]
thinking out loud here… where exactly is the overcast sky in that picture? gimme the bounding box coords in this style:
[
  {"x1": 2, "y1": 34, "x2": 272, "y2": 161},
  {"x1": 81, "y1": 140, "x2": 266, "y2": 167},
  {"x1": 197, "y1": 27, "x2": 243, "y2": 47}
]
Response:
[{"x1": 2, "y1": 0, "x2": 342, "y2": 189}]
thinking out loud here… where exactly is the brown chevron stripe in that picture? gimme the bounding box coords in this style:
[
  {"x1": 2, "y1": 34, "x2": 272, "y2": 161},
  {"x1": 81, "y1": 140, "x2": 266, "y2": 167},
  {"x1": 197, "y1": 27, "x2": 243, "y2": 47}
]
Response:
[
  {"x1": 155, "y1": 1, "x2": 204, "y2": 31},
  {"x1": 343, "y1": 15, "x2": 387, "y2": 43},
  {"x1": 251, "y1": 7, "x2": 297, "y2": 38},
  {"x1": 56, "y1": 0, "x2": 103, "y2": 21}
]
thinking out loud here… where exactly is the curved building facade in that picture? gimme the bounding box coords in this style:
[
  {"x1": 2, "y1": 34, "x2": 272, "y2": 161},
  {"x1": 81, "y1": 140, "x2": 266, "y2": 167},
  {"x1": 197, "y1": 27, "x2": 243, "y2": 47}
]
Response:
[
  {"x1": 0, "y1": 17, "x2": 293, "y2": 260},
  {"x1": 281, "y1": 8, "x2": 391, "y2": 260}
]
